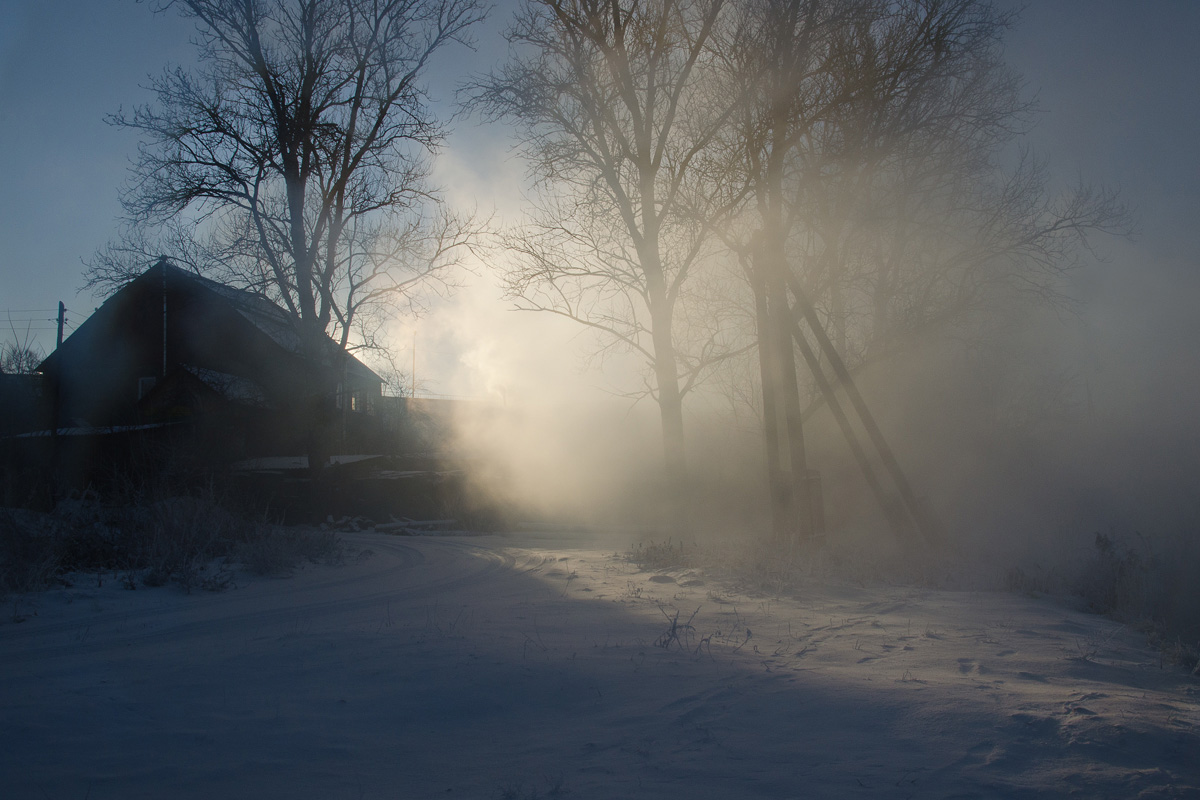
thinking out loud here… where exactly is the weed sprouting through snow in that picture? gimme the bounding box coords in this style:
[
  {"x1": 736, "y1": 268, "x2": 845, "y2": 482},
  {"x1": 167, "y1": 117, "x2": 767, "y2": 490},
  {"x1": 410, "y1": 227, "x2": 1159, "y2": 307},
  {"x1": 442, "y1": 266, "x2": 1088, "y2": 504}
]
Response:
[{"x1": 654, "y1": 604, "x2": 700, "y2": 650}]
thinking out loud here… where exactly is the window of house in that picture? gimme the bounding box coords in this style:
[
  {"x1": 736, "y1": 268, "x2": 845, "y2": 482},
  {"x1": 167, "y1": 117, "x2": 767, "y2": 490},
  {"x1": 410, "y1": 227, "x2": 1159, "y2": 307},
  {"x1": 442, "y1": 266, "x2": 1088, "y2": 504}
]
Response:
[{"x1": 137, "y1": 376, "x2": 158, "y2": 401}]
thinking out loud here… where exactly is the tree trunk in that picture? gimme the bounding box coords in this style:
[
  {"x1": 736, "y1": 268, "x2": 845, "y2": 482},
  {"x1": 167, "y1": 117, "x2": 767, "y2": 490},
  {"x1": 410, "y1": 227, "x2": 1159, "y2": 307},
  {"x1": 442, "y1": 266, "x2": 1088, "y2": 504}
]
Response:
[
  {"x1": 751, "y1": 261, "x2": 791, "y2": 544},
  {"x1": 301, "y1": 323, "x2": 336, "y2": 479},
  {"x1": 650, "y1": 303, "x2": 689, "y2": 534},
  {"x1": 758, "y1": 117, "x2": 813, "y2": 544}
]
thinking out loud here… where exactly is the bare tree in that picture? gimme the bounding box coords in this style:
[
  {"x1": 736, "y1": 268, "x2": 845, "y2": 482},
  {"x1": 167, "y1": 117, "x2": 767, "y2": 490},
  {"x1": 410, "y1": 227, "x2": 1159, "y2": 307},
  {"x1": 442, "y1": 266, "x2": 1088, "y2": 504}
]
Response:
[
  {"x1": 88, "y1": 0, "x2": 485, "y2": 469},
  {"x1": 714, "y1": 0, "x2": 852, "y2": 542},
  {"x1": 780, "y1": 1, "x2": 1125, "y2": 432},
  {"x1": 0, "y1": 341, "x2": 43, "y2": 376},
  {"x1": 0, "y1": 311, "x2": 46, "y2": 375},
  {"x1": 719, "y1": 0, "x2": 1126, "y2": 543},
  {"x1": 472, "y1": 0, "x2": 739, "y2": 524}
]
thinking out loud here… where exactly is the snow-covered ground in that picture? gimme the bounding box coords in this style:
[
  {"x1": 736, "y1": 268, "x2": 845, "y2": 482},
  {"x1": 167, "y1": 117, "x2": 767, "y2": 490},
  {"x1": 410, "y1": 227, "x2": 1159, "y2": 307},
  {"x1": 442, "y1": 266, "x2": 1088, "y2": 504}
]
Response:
[{"x1": 2, "y1": 528, "x2": 1197, "y2": 799}]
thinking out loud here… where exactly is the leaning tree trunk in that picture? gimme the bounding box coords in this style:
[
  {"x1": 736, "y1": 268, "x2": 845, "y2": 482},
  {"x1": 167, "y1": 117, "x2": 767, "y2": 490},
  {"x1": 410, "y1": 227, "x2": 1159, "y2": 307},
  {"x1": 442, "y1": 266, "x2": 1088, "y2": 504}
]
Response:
[{"x1": 769, "y1": 267, "x2": 813, "y2": 542}]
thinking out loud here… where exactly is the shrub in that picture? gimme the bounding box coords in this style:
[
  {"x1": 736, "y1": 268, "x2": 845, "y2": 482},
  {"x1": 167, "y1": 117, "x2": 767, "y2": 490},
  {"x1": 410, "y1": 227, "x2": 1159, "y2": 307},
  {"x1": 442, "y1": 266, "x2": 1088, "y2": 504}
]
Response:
[
  {"x1": 1, "y1": 490, "x2": 346, "y2": 596},
  {"x1": 1076, "y1": 532, "x2": 1148, "y2": 618},
  {"x1": 0, "y1": 510, "x2": 60, "y2": 596},
  {"x1": 1071, "y1": 530, "x2": 1200, "y2": 668},
  {"x1": 237, "y1": 527, "x2": 343, "y2": 576}
]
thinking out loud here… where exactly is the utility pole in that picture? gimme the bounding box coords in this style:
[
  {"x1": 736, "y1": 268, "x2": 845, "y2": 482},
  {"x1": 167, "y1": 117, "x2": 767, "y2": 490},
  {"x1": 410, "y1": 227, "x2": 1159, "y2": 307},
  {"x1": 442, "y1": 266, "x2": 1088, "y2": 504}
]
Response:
[{"x1": 51, "y1": 301, "x2": 64, "y2": 507}]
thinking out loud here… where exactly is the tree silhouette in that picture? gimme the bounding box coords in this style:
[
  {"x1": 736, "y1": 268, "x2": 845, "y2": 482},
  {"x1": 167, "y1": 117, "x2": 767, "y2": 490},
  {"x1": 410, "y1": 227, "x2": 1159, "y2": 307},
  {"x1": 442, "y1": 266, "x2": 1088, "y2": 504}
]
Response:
[
  {"x1": 89, "y1": 0, "x2": 485, "y2": 469},
  {"x1": 474, "y1": 0, "x2": 739, "y2": 526}
]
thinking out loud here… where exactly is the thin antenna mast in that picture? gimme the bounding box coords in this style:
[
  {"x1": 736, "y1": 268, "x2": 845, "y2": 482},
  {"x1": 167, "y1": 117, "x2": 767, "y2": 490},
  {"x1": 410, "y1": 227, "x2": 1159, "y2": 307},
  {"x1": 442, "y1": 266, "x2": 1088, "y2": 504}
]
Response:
[{"x1": 161, "y1": 258, "x2": 168, "y2": 377}]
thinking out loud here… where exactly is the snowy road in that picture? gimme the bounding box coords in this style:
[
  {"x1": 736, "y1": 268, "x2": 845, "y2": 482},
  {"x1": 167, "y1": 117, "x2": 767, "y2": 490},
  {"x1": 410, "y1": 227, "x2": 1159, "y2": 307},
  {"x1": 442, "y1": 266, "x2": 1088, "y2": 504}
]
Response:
[{"x1": 2, "y1": 530, "x2": 1197, "y2": 799}]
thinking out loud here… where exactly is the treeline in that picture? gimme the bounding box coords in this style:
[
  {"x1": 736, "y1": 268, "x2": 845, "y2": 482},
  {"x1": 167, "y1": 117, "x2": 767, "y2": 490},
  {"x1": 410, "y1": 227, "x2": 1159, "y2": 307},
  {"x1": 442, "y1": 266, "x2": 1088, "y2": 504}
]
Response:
[{"x1": 471, "y1": 0, "x2": 1123, "y2": 541}]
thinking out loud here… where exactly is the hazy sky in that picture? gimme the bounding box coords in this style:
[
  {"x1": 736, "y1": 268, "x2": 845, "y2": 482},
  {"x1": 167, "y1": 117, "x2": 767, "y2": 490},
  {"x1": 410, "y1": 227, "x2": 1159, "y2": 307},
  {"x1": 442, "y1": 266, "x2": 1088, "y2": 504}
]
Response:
[{"x1": 1, "y1": 0, "x2": 1197, "y2": 401}]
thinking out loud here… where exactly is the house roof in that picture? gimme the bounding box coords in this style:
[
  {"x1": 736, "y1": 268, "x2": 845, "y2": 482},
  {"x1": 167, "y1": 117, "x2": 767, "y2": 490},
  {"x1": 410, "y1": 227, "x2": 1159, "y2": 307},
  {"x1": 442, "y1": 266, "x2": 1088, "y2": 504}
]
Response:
[
  {"x1": 160, "y1": 262, "x2": 381, "y2": 383},
  {"x1": 40, "y1": 259, "x2": 382, "y2": 385}
]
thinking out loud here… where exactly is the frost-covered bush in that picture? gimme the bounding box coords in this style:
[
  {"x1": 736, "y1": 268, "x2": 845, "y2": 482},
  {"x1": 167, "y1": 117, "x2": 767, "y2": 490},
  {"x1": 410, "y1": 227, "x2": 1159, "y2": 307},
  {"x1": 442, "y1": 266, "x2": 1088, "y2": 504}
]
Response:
[{"x1": 1, "y1": 490, "x2": 344, "y2": 595}]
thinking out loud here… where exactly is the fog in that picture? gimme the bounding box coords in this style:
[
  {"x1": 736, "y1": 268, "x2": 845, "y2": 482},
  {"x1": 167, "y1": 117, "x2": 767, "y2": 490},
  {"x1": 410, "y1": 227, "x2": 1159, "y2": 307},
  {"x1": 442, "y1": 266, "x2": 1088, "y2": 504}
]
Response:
[
  {"x1": 8, "y1": 0, "x2": 1192, "y2": 580},
  {"x1": 2, "y1": 3, "x2": 1197, "y2": 796},
  {"x1": 11, "y1": 0, "x2": 1187, "y2": 631},
  {"x1": 395, "y1": 6, "x2": 1200, "y2": 645},
  {"x1": 424, "y1": 260, "x2": 1199, "y2": 525},
  {"x1": 407, "y1": 225, "x2": 1198, "y2": 644}
]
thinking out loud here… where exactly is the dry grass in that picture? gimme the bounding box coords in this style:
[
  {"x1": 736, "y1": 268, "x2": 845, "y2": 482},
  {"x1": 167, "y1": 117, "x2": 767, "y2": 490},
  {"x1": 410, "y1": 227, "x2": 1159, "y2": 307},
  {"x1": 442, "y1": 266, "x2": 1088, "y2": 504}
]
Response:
[
  {"x1": 629, "y1": 534, "x2": 816, "y2": 597},
  {"x1": 0, "y1": 491, "x2": 345, "y2": 611},
  {"x1": 237, "y1": 527, "x2": 343, "y2": 576},
  {"x1": 627, "y1": 538, "x2": 690, "y2": 571}
]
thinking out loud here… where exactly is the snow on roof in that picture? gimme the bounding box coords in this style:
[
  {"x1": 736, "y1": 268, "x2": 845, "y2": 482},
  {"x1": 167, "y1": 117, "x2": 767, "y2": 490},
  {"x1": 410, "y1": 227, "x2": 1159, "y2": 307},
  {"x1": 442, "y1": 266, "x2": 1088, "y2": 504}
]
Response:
[{"x1": 163, "y1": 262, "x2": 382, "y2": 382}]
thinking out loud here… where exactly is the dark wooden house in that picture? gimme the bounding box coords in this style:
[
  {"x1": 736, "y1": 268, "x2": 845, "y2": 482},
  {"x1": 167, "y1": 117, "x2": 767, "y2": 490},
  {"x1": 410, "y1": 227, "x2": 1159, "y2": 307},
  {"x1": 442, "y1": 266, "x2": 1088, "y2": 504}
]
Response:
[{"x1": 27, "y1": 260, "x2": 384, "y2": 485}]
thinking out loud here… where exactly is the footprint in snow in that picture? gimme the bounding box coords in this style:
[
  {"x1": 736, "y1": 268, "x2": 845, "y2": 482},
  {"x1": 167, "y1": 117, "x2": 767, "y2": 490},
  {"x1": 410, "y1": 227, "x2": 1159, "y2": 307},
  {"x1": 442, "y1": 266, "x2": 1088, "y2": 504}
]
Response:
[{"x1": 958, "y1": 658, "x2": 986, "y2": 675}]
